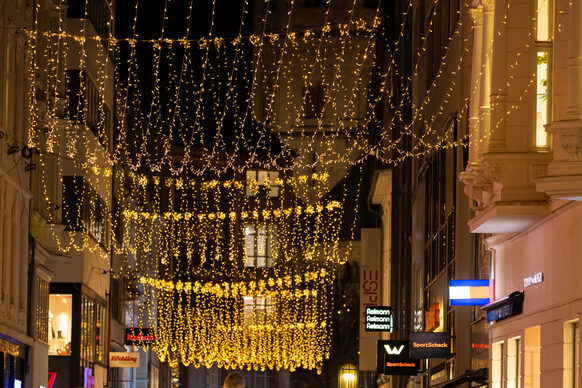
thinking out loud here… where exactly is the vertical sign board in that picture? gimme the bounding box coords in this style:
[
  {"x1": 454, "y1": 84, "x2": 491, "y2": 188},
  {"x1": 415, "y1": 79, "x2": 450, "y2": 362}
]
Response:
[
  {"x1": 376, "y1": 340, "x2": 420, "y2": 375},
  {"x1": 359, "y1": 228, "x2": 382, "y2": 371},
  {"x1": 410, "y1": 332, "x2": 451, "y2": 359},
  {"x1": 365, "y1": 306, "x2": 393, "y2": 332}
]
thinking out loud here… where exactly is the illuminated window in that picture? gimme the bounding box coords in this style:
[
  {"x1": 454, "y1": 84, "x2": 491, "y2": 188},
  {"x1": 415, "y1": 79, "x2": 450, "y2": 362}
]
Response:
[
  {"x1": 491, "y1": 341, "x2": 504, "y2": 388},
  {"x1": 246, "y1": 170, "x2": 279, "y2": 197},
  {"x1": 245, "y1": 224, "x2": 277, "y2": 268},
  {"x1": 564, "y1": 320, "x2": 580, "y2": 388},
  {"x1": 507, "y1": 337, "x2": 521, "y2": 388},
  {"x1": 243, "y1": 296, "x2": 276, "y2": 325},
  {"x1": 35, "y1": 276, "x2": 50, "y2": 343},
  {"x1": 535, "y1": 0, "x2": 553, "y2": 148},
  {"x1": 49, "y1": 294, "x2": 73, "y2": 356},
  {"x1": 524, "y1": 325, "x2": 541, "y2": 388}
]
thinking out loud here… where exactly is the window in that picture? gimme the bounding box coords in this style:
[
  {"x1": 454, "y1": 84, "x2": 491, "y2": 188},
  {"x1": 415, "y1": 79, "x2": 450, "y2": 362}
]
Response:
[
  {"x1": 491, "y1": 341, "x2": 504, "y2": 388},
  {"x1": 425, "y1": 0, "x2": 460, "y2": 88},
  {"x1": 48, "y1": 294, "x2": 73, "y2": 356},
  {"x1": 245, "y1": 224, "x2": 277, "y2": 267},
  {"x1": 246, "y1": 170, "x2": 279, "y2": 197},
  {"x1": 424, "y1": 140, "x2": 456, "y2": 286},
  {"x1": 34, "y1": 276, "x2": 50, "y2": 343},
  {"x1": 206, "y1": 365, "x2": 221, "y2": 388},
  {"x1": 79, "y1": 294, "x2": 106, "y2": 364},
  {"x1": 535, "y1": 0, "x2": 552, "y2": 148},
  {"x1": 80, "y1": 296, "x2": 95, "y2": 362},
  {"x1": 67, "y1": 0, "x2": 112, "y2": 42},
  {"x1": 110, "y1": 276, "x2": 121, "y2": 323},
  {"x1": 66, "y1": 70, "x2": 82, "y2": 122},
  {"x1": 507, "y1": 337, "x2": 522, "y2": 388},
  {"x1": 524, "y1": 325, "x2": 541, "y2": 388},
  {"x1": 564, "y1": 320, "x2": 580, "y2": 388},
  {"x1": 243, "y1": 296, "x2": 276, "y2": 325},
  {"x1": 62, "y1": 176, "x2": 110, "y2": 247},
  {"x1": 303, "y1": 85, "x2": 325, "y2": 118},
  {"x1": 251, "y1": 369, "x2": 274, "y2": 388}
]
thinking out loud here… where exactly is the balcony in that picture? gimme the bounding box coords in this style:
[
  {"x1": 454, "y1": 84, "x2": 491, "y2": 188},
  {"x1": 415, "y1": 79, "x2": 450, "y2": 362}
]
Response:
[{"x1": 460, "y1": 153, "x2": 551, "y2": 234}]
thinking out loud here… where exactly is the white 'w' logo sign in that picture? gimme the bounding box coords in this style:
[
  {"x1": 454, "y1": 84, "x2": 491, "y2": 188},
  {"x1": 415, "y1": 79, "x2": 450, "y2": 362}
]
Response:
[{"x1": 384, "y1": 344, "x2": 405, "y2": 355}]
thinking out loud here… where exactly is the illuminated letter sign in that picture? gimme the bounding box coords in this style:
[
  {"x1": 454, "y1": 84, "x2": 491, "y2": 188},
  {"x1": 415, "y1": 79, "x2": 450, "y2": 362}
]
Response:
[
  {"x1": 376, "y1": 340, "x2": 420, "y2": 375},
  {"x1": 410, "y1": 332, "x2": 451, "y2": 359},
  {"x1": 48, "y1": 372, "x2": 57, "y2": 388},
  {"x1": 384, "y1": 344, "x2": 404, "y2": 355},
  {"x1": 365, "y1": 306, "x2": 393, "y2": 332},
  {"x1": 449, "y1": 280, "x2": 490, "y2": 306},
  {"x1": 125, "y1": 327, "x2": 155, "y2": 346}
]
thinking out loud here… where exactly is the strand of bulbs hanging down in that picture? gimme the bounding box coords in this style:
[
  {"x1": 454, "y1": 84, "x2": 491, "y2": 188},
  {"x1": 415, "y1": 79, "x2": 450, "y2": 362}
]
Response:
[
  {"x1": 24, "y1": 0, "x2": 511, "y2": 178},
  {"x1": 24, "y1": 0, "x2": 561, "y2": 371}
]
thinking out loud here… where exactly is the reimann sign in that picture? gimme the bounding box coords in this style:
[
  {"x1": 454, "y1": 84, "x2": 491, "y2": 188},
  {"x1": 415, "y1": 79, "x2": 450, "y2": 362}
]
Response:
[
  {"x1": 376, "y1": 340, "x2": 420, "y2": 375},
  {"x1": 365, "y1": 306, "x2": 393, "y2": 332},
  {"x1": 410, "y1": 332, "x2": 451, "y2": 359},
  {"x1": 110, "y1": 352, "x2": 140, "y2": 368}
]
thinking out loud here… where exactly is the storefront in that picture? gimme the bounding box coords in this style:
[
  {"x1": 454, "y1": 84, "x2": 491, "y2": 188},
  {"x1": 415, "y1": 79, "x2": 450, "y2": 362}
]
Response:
[
  {"x1": 486, "y1": 203, "x2": 582, "y2": 387},
  {"x1": 48, "y1": 283, "x2": 107, "y2": 388},
  {"x1": 0, "y1": 336, "x2": 27, "y2": 388}
]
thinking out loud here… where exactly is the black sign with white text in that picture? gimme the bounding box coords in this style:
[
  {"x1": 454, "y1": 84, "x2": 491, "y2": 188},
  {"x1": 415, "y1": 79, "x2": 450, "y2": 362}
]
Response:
[
  {"x1": 365, "y1": 306, "x2": 393, "y2": 332},
  {"x1": 376, "y1": 340, "x2": 420, "y2": 375},
  {"x1": 410, "y1": 332, "x2": 451, "y2": 359}
]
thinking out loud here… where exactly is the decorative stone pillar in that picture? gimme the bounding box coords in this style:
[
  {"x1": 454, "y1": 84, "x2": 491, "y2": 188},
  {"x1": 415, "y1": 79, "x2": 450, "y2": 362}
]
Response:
[
  {"x1": 566, "y1": 0, "x2": 582, "y2": 119},
  {"x1": 478, "y1": 0, "x2": 494, "y2": 156},
  {"x1": 468, "y1": 5, "x2": 484, "y2": 165}
]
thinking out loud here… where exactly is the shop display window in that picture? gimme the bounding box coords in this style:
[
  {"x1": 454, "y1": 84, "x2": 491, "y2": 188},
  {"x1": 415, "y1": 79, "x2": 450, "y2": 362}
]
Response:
[{"x1": 49, "y1": 294, "x2": 73, "y2": 356}]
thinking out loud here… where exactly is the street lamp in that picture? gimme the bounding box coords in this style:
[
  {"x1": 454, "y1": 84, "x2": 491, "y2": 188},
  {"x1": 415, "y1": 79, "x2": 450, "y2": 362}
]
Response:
[{"x1": 339, "y1": 364, "x2": 358, "y2": 388}]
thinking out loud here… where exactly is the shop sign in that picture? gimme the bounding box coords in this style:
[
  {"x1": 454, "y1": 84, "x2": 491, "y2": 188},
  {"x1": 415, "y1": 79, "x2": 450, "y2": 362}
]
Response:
[
  {"x1": 483, "y1": 291, "x2": 524, "y2": 323},
  {"x1": 125, "y1": 327, "x2": 155, "y2": 346},
  {"x1": 425, "y1": 302, "x2": 440, "y2": 332},
  {"x1": 48, "y1": 372, "x2": 57, "y2": 388},
  {"x1": 410, "y1": 332, "x2": 451, "y2": 359},
  {"x1": 110, "y1": 352, "x2": 140, "y2": 368},
  {"x1": 449, "y1": 279, "x2": 490, "y2": 306},
  {"x1": 523, "y1": 272, "x2": 543, "y2": 288},
  {"x1": 376, "y1": 340, "x2": 420, "y2": 375},
  {"x1": 365, "y1": 306, "x2": 393, "y2": 332}
]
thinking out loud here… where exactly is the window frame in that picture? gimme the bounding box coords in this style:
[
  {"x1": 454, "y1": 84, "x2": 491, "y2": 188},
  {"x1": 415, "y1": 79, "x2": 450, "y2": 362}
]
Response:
[
  {"x1": 244, "y1": 223, "x2": 277, "y2": 268},
  {"x1": 245, "y1": 170, "x2": 280, "y2": 197},
  {"x1": 533, "y1": 0, "x2": 553, "y2": 150}
]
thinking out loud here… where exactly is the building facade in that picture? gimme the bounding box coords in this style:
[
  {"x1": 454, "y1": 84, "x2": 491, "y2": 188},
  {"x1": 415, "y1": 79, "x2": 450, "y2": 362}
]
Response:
[
  {"x1": 0, "y1": 0, "x2": 34, "y2": 387},
  {"x1": 373, "y1": 0, "x2": 490, "y2": 387},
  {"x1": 461, "y1": 0, "x2": 582, "y2": 387}
]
